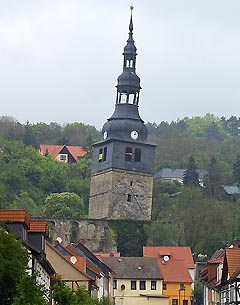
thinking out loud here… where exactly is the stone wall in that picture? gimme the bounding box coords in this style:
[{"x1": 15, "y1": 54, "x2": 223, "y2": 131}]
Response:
[
  {"x1": 50, "y1": 219, "x2": 117, "y2": 252},
  {"x1": 88, "y1": 168, "x2": 153, "y2": 220}
]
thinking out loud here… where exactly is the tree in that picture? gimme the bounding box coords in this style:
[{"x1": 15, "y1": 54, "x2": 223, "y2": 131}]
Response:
[
  {"x1": 144, "y1": 221, "x2": 178, "y2": 246},
  {"x1": 233, "y1": 154, "x2": 240, "y2": 185},
  {"x1": 53, "y1": 279, "x2": 114, "y2": 305},
  {"x1": 204, "y1": 156, "x2": 223, "y2": 199},
  {"x1": 12, "y1": 273, "x2": 49, "y2": 305},
  {"x1": 43, "y1": 192, "x2": 84, "y2": 219},
  {"x1": 183, "y1": 156, "x2": 200, "y2": 187},
  {"x1": 0, "y1": 224, "x2": 28, "y2": 304}
]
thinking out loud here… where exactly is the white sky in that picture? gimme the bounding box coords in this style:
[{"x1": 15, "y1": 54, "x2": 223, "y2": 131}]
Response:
[{"x1": 0, "y1": 0, "x2": 240, "y2": 129}]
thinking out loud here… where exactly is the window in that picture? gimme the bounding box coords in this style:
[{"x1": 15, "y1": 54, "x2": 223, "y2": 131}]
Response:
[
  {"x1": 127, "y1": 194, "x2": 132, "y2": 202},
  {"x1": 180, "y1": 284, "x2": 185, "y2": 290},
  {"x1": 131, "y1": 281, "x2": 136, "y2": 290},
  {"x1": 125, "y1": 147, "x2": 132, "y2": 161},
  {"x1": 98, "y1": 149, "x2": 103, "y2": 162},
  {"x1": 172, "y1": 299, "x2": 178, "y2": 305},
  {"x1": 113, "y1": 280, "x2": 117, "y2": 289},
  {"x1": 103, "y1": 147, "x2": 107, "y2": 161},
  {"x1": 183, "y1": 301, "x2": 188, "y2": 305},
  {"x1": 134, "y1": 148, "x2": 141, "y2": 162},
  {"x1": 60, "y1": 154, "x2": 66, "y2": 161},
  {"x1": 151, "y1": 280, "x2": 157, "y2": 290},
  {"x1": 163, "y1": 283, "x2": 167, "y2": 290},
  {"x1": 140, "y1": 280, "x2": 146, "y2": 290},
  {"x1": 130, "y1": 181, "x2": 133, "y2": 186}
]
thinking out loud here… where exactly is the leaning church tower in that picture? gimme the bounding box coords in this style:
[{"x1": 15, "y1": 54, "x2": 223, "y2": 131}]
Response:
[{"x1": 88, "y1": 9, "x2": 156, "y2": 220}]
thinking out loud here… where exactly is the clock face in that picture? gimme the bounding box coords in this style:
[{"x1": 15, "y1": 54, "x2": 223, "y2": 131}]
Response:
[
  {"x1": 103, "y1": 131, "x2": 108, "y2": 140},
  {"x1": 131, "y1": 130, "x2": 138, "y2": 140}
]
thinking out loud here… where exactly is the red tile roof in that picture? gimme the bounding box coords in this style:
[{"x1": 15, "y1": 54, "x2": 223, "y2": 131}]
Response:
[
  {"x1": 143, "y1": 246, "x2": 194, "y2": 268},
  {"x1": 225, "y1": 248, "x2": 240, "y2": 280},
  {"x1": 143, "y1": 246, "x2": 194, "y2": 284},
  {"x1": 0, "y1": 209, "x2": 30, "y2": 228},
  {"x1": 159, "y1": 258, "x2": 193, "y2": 283},
  {"x1": 28, "y1": 219, "x2": 49, "y2": 236},
  {"x1": 39, "y1": 144, "x2": 86, "y2": 161}
]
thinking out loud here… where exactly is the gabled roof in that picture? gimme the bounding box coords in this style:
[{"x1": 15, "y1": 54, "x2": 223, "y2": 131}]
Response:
[
  {"x1": 159, "y1": 258, "x2": 193, "y2": 283},
  {"x1": 143, "y1": 246, "x2": 194, "y2": 268},
  {"x1": 154, "y1": 168, "x2": 207, "y2": 180},
  {"x1": 28, "y1": 219, "x2": 49, "y2": 236},
  {"x1": 39, "y1": 144, "x2": 85, "y2": 161},
  {"x1": 0, "y1": 209, "x2": 30, "y2": 228},
  {"x1": 225, "y1": 248, "x2": 240, "y2": 280},
  {"x1": 47, "y1": 241, "x2": 93, "y2": 280},
  {"x1": 102, "y1": 257, "x2": 163, "y2": 280}
]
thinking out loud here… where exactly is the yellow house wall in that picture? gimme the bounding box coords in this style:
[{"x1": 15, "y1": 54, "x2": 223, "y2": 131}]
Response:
[
  {"x1": 46, "y1": 244, "x2": 90, "y2": 290},
  {"x1": 114, "y1": 279, "x2": 169, "y2": 305},
  {"x1": 163, "y1": 283, "x2": 192, "y2": 305}
]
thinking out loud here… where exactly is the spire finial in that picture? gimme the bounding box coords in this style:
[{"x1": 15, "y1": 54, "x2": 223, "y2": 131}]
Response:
[{"x1": 129, "y1": 5, "x2": 134, "y2": 32}]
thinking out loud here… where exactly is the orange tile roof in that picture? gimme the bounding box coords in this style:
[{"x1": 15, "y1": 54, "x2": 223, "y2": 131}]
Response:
[
  {"x1": 0, "y1": 209, "x2": 30, "y2": 228},
  {"x1": 40, "y1": 144, "x2": 63, "y2": 158},
  {"x1": 225, "y1": 248, "x2": 240, "y2": 280},
  {"x1": 28, "y1": 219, "x2": 49, "y2": 236},
  {"x1": 143, "y1": 246, "x2": 194, "y2": 268},
  {"x1": 39, "y1": 144, "x2": 86, "y2": 161},
  {"x1": 66, "y1": 146, "x2": 86, "y2": 161}
]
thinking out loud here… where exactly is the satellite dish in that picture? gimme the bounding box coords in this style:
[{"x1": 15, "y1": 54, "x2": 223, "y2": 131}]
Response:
[
  {"x1": 163, "y1": 255, "x2": 170, "y2": 262},
  {"x1": 70, "y1": 256, "x2": 77, "y2": 264},
  {"x1": 56, "y1": 236, "x2": 62, "y2": 243}
]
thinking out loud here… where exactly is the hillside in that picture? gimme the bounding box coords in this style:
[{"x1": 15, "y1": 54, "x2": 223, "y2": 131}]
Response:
[{"x1": 1, "y1": 114, "x2": 240, "y2": 257}]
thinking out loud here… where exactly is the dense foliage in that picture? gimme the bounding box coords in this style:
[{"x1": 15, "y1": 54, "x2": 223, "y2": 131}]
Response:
[{"x1": 0, "y1": 224, "x2": 29, "y2": 304}]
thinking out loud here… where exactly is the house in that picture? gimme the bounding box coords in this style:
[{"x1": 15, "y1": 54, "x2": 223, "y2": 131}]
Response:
[
  {"x1": 219, "y1": 247, "x2": 240, "y2": 305},
  {"x1": 0, "y1": 210, "x2": 55, "y2": 295},
  {"x1": 47, "y1": 241, "x2": 113, "y2": 300},
  {"x1": 143, "y1": 246, "x2": 194, "y2": 305},
  {"x1": 46, "y1": 241, "x2": 93, "y2": 292},
  {"x1": 154, "y1": 168, "x2": 207, "y2": 185},
  {"x1": 39, "y1": 144, "x2": 86, "y2": 163},
  {"x1": 102, "y1": 256, "x2": 168, "y2": 305},
  {"x1": 199, "y1": 244, "x2": 240, "y2": 305},
  {"x1": 199, "y1": 249, "x2": 225, "y2": 305}
]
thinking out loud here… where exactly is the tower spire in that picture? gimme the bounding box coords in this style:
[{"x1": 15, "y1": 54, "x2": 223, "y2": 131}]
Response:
[{"x1": 115, "y1": 7, "x2": 141, "y2": 105}]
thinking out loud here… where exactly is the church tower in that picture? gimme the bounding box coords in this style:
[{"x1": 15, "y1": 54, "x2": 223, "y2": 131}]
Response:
[{"x1": 88, "y1": 9, "x2": 156, "y2": 220}]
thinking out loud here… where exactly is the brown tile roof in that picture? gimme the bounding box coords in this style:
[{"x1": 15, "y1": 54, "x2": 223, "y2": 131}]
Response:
[
  {"x1": 143, "y1": 246, "x2": 195, "y2": 268},
  {"x1": 0, "y1": 209, "x2": 30, "y2": 228},
  {"x1": 39, "y1": 144, "x2": 86, "y2": 161},
  {"x1": 28, "y1": 219, "x2": 49, "y2": 236},
  {"x1": 225, "y1": 248, "x2": 240, "y2": 280},
  {"x1": 102, "y1": 257, "x2": 163, "y2": 279}
]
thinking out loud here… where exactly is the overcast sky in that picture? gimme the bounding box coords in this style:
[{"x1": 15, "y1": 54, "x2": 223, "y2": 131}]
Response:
[{"x1": 1, "y1": 1, "x2": 240, "y2": 129}]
